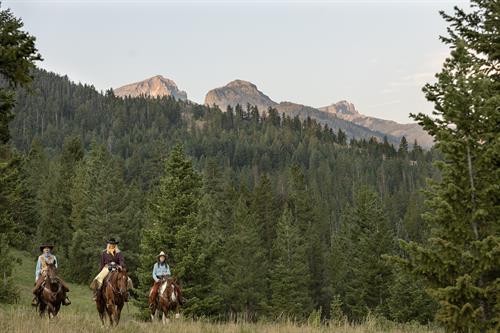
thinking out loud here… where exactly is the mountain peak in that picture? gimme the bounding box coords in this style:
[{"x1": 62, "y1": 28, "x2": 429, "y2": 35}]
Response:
[
  {"x1": 204, "y1": 79, "x2": 277, "y2": 112},
  {"x1": 226, "y1": 79, "x2": 258, "y2": 89},
  {"x1": 114, "y1": 75, "x2": 187, "y2": 100},
  {"x1": 322, "y1": 100, "x2": 359, "y2": 116}
]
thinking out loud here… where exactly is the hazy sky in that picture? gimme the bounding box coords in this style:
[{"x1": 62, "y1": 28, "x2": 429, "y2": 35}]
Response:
[{"x1": 4, "y1": 0, "x2": 469, "y2": 123}]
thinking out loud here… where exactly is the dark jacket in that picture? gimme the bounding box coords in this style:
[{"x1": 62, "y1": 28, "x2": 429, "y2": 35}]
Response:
[{"x1": 99, "y1": 249, "x2": 125, "y2": 271}]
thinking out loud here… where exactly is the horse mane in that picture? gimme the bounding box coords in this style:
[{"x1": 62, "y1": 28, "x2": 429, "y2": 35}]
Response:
[{"x1": 45, "y1": 260, "x2": 58, "y2": 278}]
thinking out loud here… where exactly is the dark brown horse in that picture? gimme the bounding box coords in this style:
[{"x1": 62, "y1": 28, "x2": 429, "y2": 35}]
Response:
[
  {"x1": 151, "y1": 276, "x2": 182, "y2": 324},
  {"x1": 96, "y1": 267, "x2": 129, "y2": 326},
  {"x1": 37, "y1": 260, "x2": 66, "y2": 318}
]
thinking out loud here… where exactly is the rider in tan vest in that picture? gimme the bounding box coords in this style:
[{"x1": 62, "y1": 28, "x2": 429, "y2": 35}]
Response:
[{"x1": 31, "y1": 244, "x2": 71, "y2": 306}]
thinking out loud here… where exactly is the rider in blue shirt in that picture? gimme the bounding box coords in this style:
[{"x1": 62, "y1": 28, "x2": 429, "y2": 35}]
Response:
[{"x1": 148, "y1": 251, "x2": 171, "y2": 310}]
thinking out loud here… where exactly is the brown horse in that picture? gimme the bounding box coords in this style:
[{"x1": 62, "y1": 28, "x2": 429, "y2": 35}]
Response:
[
  {"x1": 37, "y1": 260, "x2": 66, "y2": 318},
  {"x1": 151, "y1": 276, "x2": 182, "y2": 324},
  {"x1": 96, "y1": 267, "x2": 129, "y2": 326}
]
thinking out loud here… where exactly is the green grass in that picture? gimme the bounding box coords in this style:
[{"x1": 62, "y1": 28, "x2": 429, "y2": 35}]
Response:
[{"x1": 0, "y1": 250, "x2": 443, "y2": 333}]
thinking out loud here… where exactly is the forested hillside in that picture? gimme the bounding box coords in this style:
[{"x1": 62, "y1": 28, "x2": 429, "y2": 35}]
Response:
[{"x1": 5, "y1": 68, "x2": 439, "y2": 321}]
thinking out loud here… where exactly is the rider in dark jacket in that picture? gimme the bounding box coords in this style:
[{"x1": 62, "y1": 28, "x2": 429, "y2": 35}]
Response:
[{"x1": 90, "y1": 238, "x2": 129, "y2": 301}]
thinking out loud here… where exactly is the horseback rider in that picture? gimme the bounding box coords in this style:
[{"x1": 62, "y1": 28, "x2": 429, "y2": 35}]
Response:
[
  {"x1": 148, "y1": 251, "x2": 171, "y2": 310},
  {"x1": 31, "y1": 244, "x2": 71, "y2": 306},
  {"x1": 90, "y1": 238, "x2": 131, "y2": 301}
]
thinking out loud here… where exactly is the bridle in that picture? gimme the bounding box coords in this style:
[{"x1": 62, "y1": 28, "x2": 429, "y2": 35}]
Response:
[{"x1": 105, "y1": 270, "x2": 127, "y2": 298}]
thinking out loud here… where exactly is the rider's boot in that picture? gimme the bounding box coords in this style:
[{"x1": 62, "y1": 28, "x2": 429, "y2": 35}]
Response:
[
  {"x1": 31, "y1": 296, "x2": 38, "y2": 307},
  {"x1": 92, "y1": 286, "x2": 101, "y2": 301},
  {"x1": 63, "y1": 296, "x2": 71, "y2": 306}
]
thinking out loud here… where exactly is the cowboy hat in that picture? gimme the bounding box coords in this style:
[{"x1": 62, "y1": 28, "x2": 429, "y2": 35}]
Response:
[
  {"x1": 106, "y1": 237, "x2": 119, "y2": 245},
  {"x1": 157, "y1": 251, "x2": 167, "y2": 259},
  {"x1": 39, "y1": 244, "x2": 54, "y2": 252}
]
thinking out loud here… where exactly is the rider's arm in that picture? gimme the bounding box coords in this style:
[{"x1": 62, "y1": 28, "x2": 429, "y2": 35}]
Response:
[
  {"x1": 117, "y1": 252, "x2": 125, "y2": 268},
  {"x1": 166, "y1": 264, "x2": 171, "y2": 276},
  {"x1": 152, "y1": 263, "x2": 159, "y2": 282},
  {"x1": 99, "y1": 251, "x2": 106, "y2": 271},
  {"x1": 54, "y1": 256, "x2": 58, "y2": 269},
  {"x1": 35, "y1": 257, "x2": 41, "y2": 281}
]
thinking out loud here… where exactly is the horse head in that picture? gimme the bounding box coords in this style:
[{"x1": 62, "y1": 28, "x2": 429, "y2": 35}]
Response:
[
  {"x1": 45, "y1": 259, "x2": 59, "y2": 285},
  {"x1": 115, "y1": 267, "x2": 129, "y2": 296}
]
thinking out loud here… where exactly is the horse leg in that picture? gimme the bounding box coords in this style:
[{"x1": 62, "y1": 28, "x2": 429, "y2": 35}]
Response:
[
  {"x1": 115, "y1": 302, "x2": 124, "y2": 325},
  {"x1": 175, "y1": 304, "x2": 180, "y2": 319},
  {"x1": 96, "y1": 299, "x2": 106, "y2": 326},
  {"x1": 53, "y1": 302, "x2": 61, "y2": 318},
  {"x1": 106, "y1": 302, "x2": 116, "y2": 326},
  {"x1": 162, "y1": 309, "x2": 170, "y2": 324},
  {"x1": 38, "y1": 302, "x2": 45, "y2": 318},
  {"x1": 48, "y1": 302, "x2": 56, "y2": 319},
  {"x1": 150, "y1": 307, "x2": 156, "y2": 322}
]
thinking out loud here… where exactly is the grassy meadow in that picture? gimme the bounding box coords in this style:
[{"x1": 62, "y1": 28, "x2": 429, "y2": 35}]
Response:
[{"x1": 0, "y1": 250, "x2": 442, "y2": 333}]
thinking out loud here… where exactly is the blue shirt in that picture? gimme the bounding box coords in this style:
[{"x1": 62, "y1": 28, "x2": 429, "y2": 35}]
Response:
[
  {"x1": 35, "y1": 253, "x2": 58, "y2": 281},
  {"x1": 152, "y1": 262, "x2": 171, "y2": 282}
]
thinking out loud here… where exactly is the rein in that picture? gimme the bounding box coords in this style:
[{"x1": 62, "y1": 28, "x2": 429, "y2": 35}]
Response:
[{"x1": 104, "y1": 271, "x2": 127, "y2": 299}]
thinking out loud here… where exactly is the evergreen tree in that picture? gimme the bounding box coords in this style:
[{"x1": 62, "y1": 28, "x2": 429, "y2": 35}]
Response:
[
  {"x1": 0, "y1": 4, "x2": 42, "y2": 144},
  {"x1": 136, "y1": 143, "x2": 202, "y2": 317},
  {"x1": 398, "y1": 136, "x2": 408, "y2": 157},
  {"x1": 270, "y1": 207, "x2": 312, "y2": 320},
  {"x1": 0, "y1": 3, "x2": 41, "y2": 302},
  {"x1": 222, "y1": 196, "x2": 268, "y2": 319},
  {"x1": 400, "y1": 2, "x2": 500, "y2": 331},
  {"x1": 287, "y1": 166, "x2": 327, "y2": 311},
  {"x1": 68, "y1": 143, "x2": 133, "y2": 283},
  {"x1": 340, "y1": 188, "x2": 394, "y2": 321},
  {"x1": 251, "y1": 173, "x2": 279, "y2": 261},
  {"x1": 387, "y1": 268, "x2": 436, "y2": 324}
]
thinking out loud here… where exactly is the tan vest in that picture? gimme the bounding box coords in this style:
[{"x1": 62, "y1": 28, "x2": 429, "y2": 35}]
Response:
[{"x1": 39, "y1": 254, "x2": 54, "y2": 275}]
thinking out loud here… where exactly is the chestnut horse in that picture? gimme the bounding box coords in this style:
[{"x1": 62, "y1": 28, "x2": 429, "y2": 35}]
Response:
[
  {"x1": 96, "y1": 267, "x2": 129, "y2": 326},
  {"x1": 151, "y1": 276, "x2": 182, "y2": 324},
  {"x1": 37, "y1": 260, "x2": 66, "y2": 318}
]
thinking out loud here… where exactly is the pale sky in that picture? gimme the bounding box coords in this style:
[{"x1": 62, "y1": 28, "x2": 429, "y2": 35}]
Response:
[{"x1": 4, "y1": 0, "x2": 469, "y2": 123}]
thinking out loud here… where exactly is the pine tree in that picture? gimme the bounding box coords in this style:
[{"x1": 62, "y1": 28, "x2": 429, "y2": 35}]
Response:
[
  {"x1": 287, "y1": 166, "x2": 327, "y2": 311},
  {"x1": 136, "y1": 143, "x2": 202, "y2": 318},
  {"x1": 0, "y1": 3, "x2": 41, "y2": 302},
  {"x1": 399, "y1": 2, "x2": 500, "y2": 331},
  {"x1": 222, "y1": 196, "x2": 268, "y2": 319},
  {"x1": 270, "y1": 207, "x2": 312, "y2": 320},
  {"x1": 398, "y1": 136, "x2": 408, "y2": 157},
  {"x1": 68, "y1": 143, "x2": 132, "y2": 283},
  {"x1": 0, "y1": 153, "x2": 22, "y2": 302},
  {"x1": 387, "y1": 268, "x2": 436, "y2": 324},
  {"x1": 0, "y1": 4, "x2": 42, "y2": 145},
  {"x1": 340, "y1": 188, "x2": 394, "y2": 321},
  {"x1": 251, "y1": 173, "x2": 279, "y2": 261}
]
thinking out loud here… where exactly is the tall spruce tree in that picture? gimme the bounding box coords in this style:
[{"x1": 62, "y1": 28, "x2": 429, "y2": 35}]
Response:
[
  {"x1": 0, "y1": 3, "x2": 41, "y2": 302},
  {"x1": 400, "y1": 1, "x2": 500, "y2": 331},
  {"x1": 68, "y1": 143, "x2": 132, "y2": 283},
  {"x1": 339, "y1": 188, "x2": 394, "y2": 321},
  {"x1": 136, "y1": 144, "x2": 203, "y2": 318},
  {"x1": 270, "y1": 206, "x2": 313, "y2": 320},
  {"x1": 222, "y1": 196, "x2": 268, "y2": 319}
]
